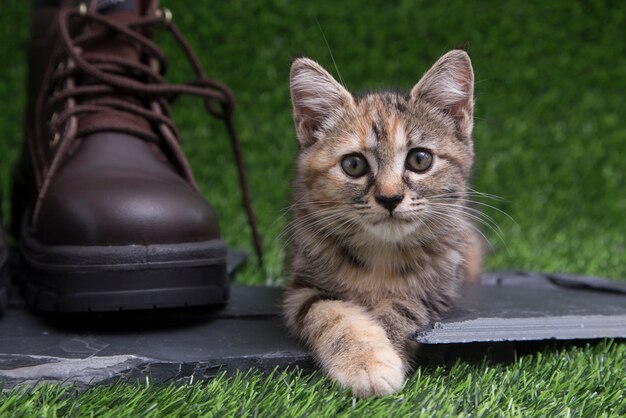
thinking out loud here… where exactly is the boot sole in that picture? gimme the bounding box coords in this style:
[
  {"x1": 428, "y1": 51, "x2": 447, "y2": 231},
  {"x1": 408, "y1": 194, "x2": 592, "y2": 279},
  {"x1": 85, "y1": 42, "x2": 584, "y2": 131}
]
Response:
[{"x1": 19, "y1": 222, "x2": 229, "y2": 313}]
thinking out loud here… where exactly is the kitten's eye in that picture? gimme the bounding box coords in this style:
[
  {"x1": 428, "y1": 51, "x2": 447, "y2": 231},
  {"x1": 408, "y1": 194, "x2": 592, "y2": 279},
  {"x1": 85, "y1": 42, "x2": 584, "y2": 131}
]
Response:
[
  {"x1": 341, "y1": 154, "x2": 369, "y2": 177},
  {"x1": 406, "y1": 148, "x2": 433, "y2": 172}
]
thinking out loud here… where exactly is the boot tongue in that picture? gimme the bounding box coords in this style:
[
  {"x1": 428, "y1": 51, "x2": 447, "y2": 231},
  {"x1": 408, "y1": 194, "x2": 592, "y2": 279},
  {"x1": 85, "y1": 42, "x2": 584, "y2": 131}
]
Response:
[
  {"x1": 77, "y1": 0, "x2": 158, "y2": 140},
  {"x1": 87, "y1": 0, "x2": 147, "y2": 59},
  {"x1": 97, "y1": 0, "x2": 137, "y2": 15}
]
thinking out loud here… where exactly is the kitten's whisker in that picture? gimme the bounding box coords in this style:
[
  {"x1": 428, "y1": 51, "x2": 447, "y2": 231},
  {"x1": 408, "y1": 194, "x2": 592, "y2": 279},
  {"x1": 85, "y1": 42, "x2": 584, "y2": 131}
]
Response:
[
  {"x1": 424, "y1": 209, "x2": 498, "y2": 253},
  {"x1": 292, "y1": 214, "x2": 360, "y2": 256},
  {"x1": 285, "y1": 200, "x2": 354, "y2": 210},
  {"x1": 456, "y1": 206, "x2": 504, "y2": 236},
  {"x1": 457, "y1": 200, "x2": 518, "y2": 227},
  {"x1": 279, "y1": 195, "x2": 317, "y2": 213},
  {"x1": 278, "y1": 209, "x2": 341, "y2": 233},
  {"x1": 420, "y1": 204, "x2": 492, "y2": 235},
  {"x1": 275, "y1": 208, "x2": 351, "y2": 244},
  {"x1": 467, "y1": 188, "x2": 507, "y2": 202},
  {"x1": 432, "y1": 197, "x2": 518, "y2": 228},
  {"x1": 268, "y1": 195, "x2": 316, "y2": 230},
  {"x1": 414, "y1": 210, "x2": 473, "y2": 243},
  {"x1": 426, "y1": 190, "x2": 506, "y2": 202},
  {"x1": 279, "y1": 213, "x2": 350, "y2": 252},
  {"x1": 426, "y1": 194, "x2": 517, "y2": 228},
  {"x1": 426, "y1": 208, "x2": 509, "y2": 254},
  {"x1": 279, "y1": 207, "x2": 356, "y2": 239},
  {"x1": 427, "y1": 202, "x2": 505, "y2": 237},
  {"x1": 422, "y1": 202, "x2": 497, "y2": 229},
  {"x1": 427, "y1": 204, "x2": 507, "y2": 246},
  {"x1": 279, "y1": 211, "x2": 345, "y2": 239}
]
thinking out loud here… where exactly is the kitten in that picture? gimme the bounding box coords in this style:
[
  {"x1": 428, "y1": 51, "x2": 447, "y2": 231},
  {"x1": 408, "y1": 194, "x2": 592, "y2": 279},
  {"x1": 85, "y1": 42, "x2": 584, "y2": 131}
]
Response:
[{"x1": 283, "y1": 50, "x2": 480, "y2": 398}]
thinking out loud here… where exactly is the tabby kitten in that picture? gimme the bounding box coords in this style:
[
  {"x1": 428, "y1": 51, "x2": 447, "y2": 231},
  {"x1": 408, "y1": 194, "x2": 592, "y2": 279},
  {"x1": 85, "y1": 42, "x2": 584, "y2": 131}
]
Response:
[{"x1": 283, "y1": 50, "x2": 480, "y2": 397}]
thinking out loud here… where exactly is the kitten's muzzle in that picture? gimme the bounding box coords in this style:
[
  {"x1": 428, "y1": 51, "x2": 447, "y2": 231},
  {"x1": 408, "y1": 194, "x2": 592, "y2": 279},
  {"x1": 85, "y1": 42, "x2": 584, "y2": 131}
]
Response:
[{"x1": 375, "y1": 194, "x2": 404, "y2": 214}]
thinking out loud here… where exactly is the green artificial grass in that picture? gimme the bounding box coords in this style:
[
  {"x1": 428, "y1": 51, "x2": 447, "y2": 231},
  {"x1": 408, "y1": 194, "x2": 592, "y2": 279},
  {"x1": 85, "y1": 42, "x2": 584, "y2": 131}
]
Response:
[
  {"x1": 1, "y1": 0, "x2": 625, "y2": 416},
  {"x1": 1, "y1": 342, "x2": 625, "y2": 416}
]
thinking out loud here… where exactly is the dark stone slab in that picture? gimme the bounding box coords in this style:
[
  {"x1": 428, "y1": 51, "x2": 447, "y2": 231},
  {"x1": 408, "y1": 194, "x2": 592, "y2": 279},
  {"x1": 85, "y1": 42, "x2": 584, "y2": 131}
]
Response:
[
  {"x1": 1, "y1": 268, "x2": 625, "y2": 388},
  {"x1": 413, "y1": 271, "x2": 626, "y2": 344},
  {"x1": 0, "y1": 305, "x2": 310, "y2": 387},
  {"x1": 480, "y1": 270, "x2": 626, "y2": 294}
]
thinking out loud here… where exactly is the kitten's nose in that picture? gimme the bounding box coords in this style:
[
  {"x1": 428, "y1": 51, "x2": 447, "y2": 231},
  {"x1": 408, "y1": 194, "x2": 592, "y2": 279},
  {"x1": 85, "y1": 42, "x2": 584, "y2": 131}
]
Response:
[{"x1": 375, "y1": 194, "x2": 404, "y2": 214}]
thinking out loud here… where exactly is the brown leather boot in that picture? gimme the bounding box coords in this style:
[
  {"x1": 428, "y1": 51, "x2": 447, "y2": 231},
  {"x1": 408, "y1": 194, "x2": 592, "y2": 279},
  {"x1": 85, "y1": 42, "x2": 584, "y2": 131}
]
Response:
[{"x1": 13, "y1": 0, "x2": 262, "y2": 312}]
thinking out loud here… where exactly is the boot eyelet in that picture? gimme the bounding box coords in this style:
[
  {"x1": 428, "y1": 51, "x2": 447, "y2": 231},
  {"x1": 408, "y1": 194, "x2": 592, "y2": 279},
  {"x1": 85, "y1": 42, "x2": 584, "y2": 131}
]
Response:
[
  {"x1": 156, "y1": 8, "x2": 173, "y2": 23},
  {"x1": 50, "y1": 132, "x2": 60, "y2": 148},
  {"x1": 50, "y1": 112, "x2": 58, "y2": 123},
  {"x1": 78, "y1": 3, "x2": 87, "y2": 17}
]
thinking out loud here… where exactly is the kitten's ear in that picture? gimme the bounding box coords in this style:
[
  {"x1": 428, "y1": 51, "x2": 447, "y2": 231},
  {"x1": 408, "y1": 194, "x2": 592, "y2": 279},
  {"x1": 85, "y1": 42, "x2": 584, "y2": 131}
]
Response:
[
  {"x1": 290, "y1": 58, "x2": 353, "y2": 147},
  {"x1": 410, "y1": 50, "x2": 474, "y2": 139}
]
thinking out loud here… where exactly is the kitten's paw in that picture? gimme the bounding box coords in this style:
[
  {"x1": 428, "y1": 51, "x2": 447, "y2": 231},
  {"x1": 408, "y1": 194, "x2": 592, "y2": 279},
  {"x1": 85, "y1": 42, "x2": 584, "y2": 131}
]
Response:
[{"x1": 332, "y1": 345, "x2": 405, "y2": 398}]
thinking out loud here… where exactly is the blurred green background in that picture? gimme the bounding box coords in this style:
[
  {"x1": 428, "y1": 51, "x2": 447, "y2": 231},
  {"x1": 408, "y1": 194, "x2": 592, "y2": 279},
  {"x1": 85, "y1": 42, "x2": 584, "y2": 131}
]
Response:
[{"x1": 0, "y1": 0, "x2": 624, "y2": 415}]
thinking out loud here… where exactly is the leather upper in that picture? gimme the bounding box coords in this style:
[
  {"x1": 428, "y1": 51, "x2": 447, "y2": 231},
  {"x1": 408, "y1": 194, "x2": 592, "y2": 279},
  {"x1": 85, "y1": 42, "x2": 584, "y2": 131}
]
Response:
[
  {"x1": 34, "y1": 133, "x2": 221, "y2": 245},
  {"x1": 19, "y1": 0, "x2": 225, "y2": 247}
]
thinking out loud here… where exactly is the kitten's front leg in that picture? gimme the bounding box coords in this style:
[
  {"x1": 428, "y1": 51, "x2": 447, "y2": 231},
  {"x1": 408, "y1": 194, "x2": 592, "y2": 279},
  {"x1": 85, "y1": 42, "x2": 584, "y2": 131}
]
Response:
[
  {"x1": 284, "y1": 287, "x2": 406, "y2": 398},
  {"x1": 370, "y1": 299, "x2": 430, "y2": 369}
]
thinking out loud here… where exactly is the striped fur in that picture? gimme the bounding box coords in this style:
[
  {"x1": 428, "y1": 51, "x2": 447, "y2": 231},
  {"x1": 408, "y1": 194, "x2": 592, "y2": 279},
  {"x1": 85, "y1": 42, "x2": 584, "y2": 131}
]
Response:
[{"x1": 284, "y1": 50, "x2": 479, "y2": 397}]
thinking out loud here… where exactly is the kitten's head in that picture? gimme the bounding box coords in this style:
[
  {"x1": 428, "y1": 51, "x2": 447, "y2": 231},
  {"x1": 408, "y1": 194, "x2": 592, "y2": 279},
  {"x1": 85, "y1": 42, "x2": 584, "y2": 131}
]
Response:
[{"x1": 290, "y1": 50, "x2": 475, "y2": 243}]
